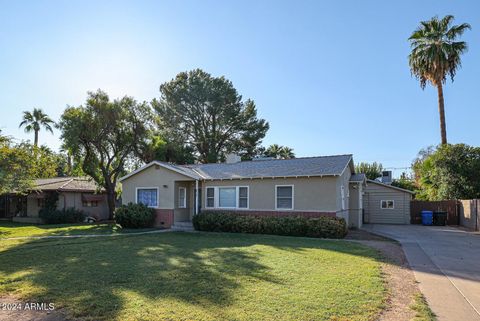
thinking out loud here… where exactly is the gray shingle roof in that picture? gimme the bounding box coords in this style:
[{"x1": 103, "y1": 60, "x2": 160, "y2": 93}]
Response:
[
  {"x1": 349, "y1": 173, "x2": 366, "y2": 183},
  {"x1": 181, "y1": 154, "x2": 353, "y2": 180}
]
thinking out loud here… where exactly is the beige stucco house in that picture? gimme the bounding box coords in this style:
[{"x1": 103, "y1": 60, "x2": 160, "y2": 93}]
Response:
[
  {"x1": 119, "y1": 154, "x2": 367, "y2": 229},
  {"x1": 0, "y1": 177, "x2": 109, "y2": 223}
]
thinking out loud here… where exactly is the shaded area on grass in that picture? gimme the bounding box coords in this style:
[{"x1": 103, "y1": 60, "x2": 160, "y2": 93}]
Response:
[
  {"x1": 0, "y1": 221, "x2": 157, "y2": 239},
  {"x1": 0, "y1": 232, "x2": 385, "y2": 321}
]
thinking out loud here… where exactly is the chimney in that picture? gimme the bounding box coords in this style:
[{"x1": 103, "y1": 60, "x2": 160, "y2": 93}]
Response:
[
  {"x1": 225, "y1": 153, "x2": 242, "y2": 164},
  {"x1": 381, "y1": 171, "x2": 392, "y2": 185}
]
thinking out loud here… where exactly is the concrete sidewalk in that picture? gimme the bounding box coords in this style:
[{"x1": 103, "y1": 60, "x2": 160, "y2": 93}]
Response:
[{"x1": 364, "y1": 224, "x2": 480, "y2": 321}]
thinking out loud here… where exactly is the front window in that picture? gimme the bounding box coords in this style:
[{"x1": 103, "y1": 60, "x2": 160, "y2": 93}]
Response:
[
  {"x1": 238, "y1": 187, "x2": 248, "y2": 208},
  {"x1": 205, "y1": 186, "x2": 249, "y2": 209},
  {"x1": 82, "y1": 201, "x2": 98, "y2": 207},
  {"x1": 381, "y1": 200, "x2": 394, "y2": 209},
  {"x1": 276, "y1": 186, "x2": 293, "y2": 210},
  {"x1": 219, "y1": 187, "x2": 236, "y2": 208},
  {"x1": 137, "y1": 188, "x2": 158, "y2": 208},
  {"x1": 206, "y1": 188, "x2": 215, "y2": 208}
]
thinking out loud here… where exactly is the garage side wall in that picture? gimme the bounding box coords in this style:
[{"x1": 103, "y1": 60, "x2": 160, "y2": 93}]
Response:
[{"x1": 363, "y1": 182, "x2": 411, "y2": 224}]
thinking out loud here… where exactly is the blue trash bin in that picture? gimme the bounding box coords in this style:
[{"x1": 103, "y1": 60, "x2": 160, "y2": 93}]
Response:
[{"x1": 421, "y1": 210, "x2": 433, "y2": 226}]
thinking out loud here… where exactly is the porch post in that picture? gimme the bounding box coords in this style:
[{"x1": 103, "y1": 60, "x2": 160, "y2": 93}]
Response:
[{"x1": 195, "y1": 180, "x2": 199, "y2": 215}]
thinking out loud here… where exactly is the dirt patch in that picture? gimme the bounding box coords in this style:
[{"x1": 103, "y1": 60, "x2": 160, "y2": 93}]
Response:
[
  {"x1": 0, "y1": 295, "x2": 69, "y2": 321},
  {"x1": 346, "y1": 228, "x2": 397, "y2": 242},
  {"x1": 347, "y1": 228, "x2": 425, "y2": 321}
]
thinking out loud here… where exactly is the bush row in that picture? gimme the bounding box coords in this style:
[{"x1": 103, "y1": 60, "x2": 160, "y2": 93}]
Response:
[
  {"x1": 39, "y1": 207, "x2": 86, "y2": 224},
  {"x1": 114, "y1": 203, "x2": 156, "y2": 228},
  {"x1": 192, "y1": 211, "x2": 347, "y2": 239}
]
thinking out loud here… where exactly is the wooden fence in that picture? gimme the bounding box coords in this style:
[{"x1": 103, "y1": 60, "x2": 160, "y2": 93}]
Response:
[{"x1": 410, "y1": 200, "x2": 459, "y2": 225}]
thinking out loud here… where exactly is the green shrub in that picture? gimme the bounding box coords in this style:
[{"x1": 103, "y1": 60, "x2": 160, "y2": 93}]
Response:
[
  {"x1": 115, "y1": 203, "x2": 156, "y2": 228},
  {"x1": 192, "y1": 211, "x2": 347, "y2": 239},
  {"x1": 39, "y1": 207, "x2": 86, "y2": 224}
]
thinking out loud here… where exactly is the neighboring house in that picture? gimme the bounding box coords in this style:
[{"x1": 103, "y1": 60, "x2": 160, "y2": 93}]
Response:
[
  {"x1": 0, "y1": 177, "x2": 109, "y2": 224},
  {"x1": 363, "y1": 179, "x2": 414, "y2": 224},
  {"x1": 119, "y1": 154, "x2": 367, "y2": 229}
]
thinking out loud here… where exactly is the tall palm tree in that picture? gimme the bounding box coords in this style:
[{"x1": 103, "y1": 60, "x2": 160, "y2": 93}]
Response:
[
  {"x1": 19, "y1": 108, "x2": 55, "y2": 146},
  {"x1": 408, "y1": 15, "x2": 470, "y2": 145}
]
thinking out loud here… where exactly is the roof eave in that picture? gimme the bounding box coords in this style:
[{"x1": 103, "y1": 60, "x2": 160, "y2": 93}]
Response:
[
  {"x1": 366, "y1": 179, "x2": 415, "y2": 194},
  {"x1": 119, "y1": 161, "x2": 201, "y2": 182}
]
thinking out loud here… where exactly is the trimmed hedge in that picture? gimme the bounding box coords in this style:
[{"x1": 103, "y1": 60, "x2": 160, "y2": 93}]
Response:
[
  {"x1": 115, "y1": 203, "x2": 156, "y2": 228},
  {"x1": 192, "y1": 211, "x2": 348, "y2": 239},
  {"x1": 39, "y1": 207, "x2": 86, "y2": 224}
]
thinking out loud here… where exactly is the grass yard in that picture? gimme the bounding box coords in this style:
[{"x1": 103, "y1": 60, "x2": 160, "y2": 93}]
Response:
[
  {"x1": 0, "y1": 221, "x2": 155, "y2": 239},
  {"x1": 0, "y1": 231, "x2": 386, "y2": 321}
]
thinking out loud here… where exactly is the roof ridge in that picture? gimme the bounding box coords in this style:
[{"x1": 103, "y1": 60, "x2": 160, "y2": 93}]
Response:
[
  {"x1": 58, "y1": 178, "x2": 75, "y2": 190},
  {"x1": 179, "y1": 154, "x2": 353, "y2": 167},
  {"x1": 35, "y1": 177, "x2": 72, "y2": 187}
]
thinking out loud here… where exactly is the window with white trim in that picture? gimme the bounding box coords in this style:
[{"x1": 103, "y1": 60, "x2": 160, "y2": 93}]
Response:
[
  {"x1": 381, "y1": 200, "x2": 394, "y2": 209},
  {"x1": 341, "y1": 185, "x2": 345, "y2": 210},
  {"x1": 238, "y1": 187, "x2": 248, "y2": 208},
  {"x1": 205, "y1": 186, "x2": 249, "y2": 209},
  {"x1": 178, "y1": 187, "x2": 186, "y2": 208},
  {"x1": 219, "y1": 187, "x2": 236, "y2": 208},
  {"x1": 206, "y1": 187, "x2": 215, "y2": 208},
  {"x1": 137, "y1": 188, "x2": 158, "y2": 208},
  {"x1": 276, "y1": 185, "x2": 293, "y2": 210}
]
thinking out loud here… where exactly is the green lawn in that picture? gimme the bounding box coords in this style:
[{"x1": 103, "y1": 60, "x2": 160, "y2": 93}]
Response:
[
  {"x1": 0, "y1": 231, "x2": 386, "y2": 321},
  {"x1": 0, "y1": 221, "x2": 155, "y2": 239}
]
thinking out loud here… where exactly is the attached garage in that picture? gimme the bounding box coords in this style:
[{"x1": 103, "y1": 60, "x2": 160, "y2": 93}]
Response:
[{"x1": 363, "y1": 179, "x2": 414, "y2": 224}]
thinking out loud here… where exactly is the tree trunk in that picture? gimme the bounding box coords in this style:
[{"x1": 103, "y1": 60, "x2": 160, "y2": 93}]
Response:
[
  {"x1": 437, "y1": 83, "x2": 447, "y2": 145},
  {"x1": 106, "y1": 187, "x2": 116, "y2": 221},
  {"x1": 104, "y1": 178, "x2": 116, "y2": 220},
  {"x1": 34, "y1": 130, "x2": 39, "y2": 147}
]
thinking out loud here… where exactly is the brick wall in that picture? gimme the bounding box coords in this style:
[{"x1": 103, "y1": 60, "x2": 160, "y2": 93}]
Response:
[
  {"x1": 154, "y1": 209, "x2": 174, "y2": 228},
  {"x1": 204, "y1": 209, "x2": 336, "y2": 218}
]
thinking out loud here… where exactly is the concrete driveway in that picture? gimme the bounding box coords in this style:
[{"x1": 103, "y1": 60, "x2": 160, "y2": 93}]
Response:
[{"x1": 364, "y1": 224, "x2": 480, "y2": 321}]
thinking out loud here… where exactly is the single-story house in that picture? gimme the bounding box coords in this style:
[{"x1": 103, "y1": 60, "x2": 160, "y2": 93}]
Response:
[
  {"x1": 363, "y1": 179, "x2": 414, "y2": 224},
  {"x1": 0, "y1": 177, "x2": 109, "y2": 224},
  {"x1": 119, "y1": 154, "x2": 367, "y2": 229}
]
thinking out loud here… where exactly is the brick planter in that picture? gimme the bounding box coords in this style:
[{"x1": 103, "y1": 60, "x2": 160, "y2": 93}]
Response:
[{"x1": 154, "y1": 209, "x2": 174, "y2": 228}]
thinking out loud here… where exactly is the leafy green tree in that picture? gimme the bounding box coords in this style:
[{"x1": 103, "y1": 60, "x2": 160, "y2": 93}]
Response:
[
  {"x1": 137, "y1": 134, "x2": 195, "y2": 165},
  {"x1": 263, "y1": 144, "x2": 295, "y2": 159},
  {"x1": 152, "y1": 69, "x2": 269, "y2": 163},
  {"x1": 413, "y1": 144, "x2": 480, "y2": 200},
  {"x1": 391, "y1": 172, "x2": 416, "y2": 192},
  {"x1": 355, "y1": 162, "x2": 384, "y2": 180},
  {"x1": 19, "y1": 108, "x2": 55, "y2": 146},
  {"x1": 59, "y1": 144, "x2": 86, "y2": 177},
  {"x1": 409, "y1": 15, "x2": 470, "y2": 145},
  {"x1": 0, "y1": 137, "x2": 33, "y2": 194},
  {"x1": 17, "y1": 143, "x2": 64, "y2": 178},
  {"x1": 58, "y1": 90, "x2": 151, "y2": 219}
]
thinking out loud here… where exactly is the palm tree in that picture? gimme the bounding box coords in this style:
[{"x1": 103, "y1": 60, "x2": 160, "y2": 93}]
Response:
[
  {"x1": 264, "y1": 144, "x2": 295, "y2": 159},
  {"x1": 408, "y1": 15, "x2": 470, "y2": 145},
  {"x1": 279, "y1": 146, "x2": 295, "y2": 159},
  {"x1": 19, "y1": 108, "x2": 55, "y2": 146},
  {"x1": 265, "y1": 144, "x2": 282, "y2": 158}
]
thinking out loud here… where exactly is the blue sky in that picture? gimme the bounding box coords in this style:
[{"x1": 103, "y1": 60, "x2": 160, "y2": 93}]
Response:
[{"x1": 1, "y1": 1, "x2": 478, "y2": 176}]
